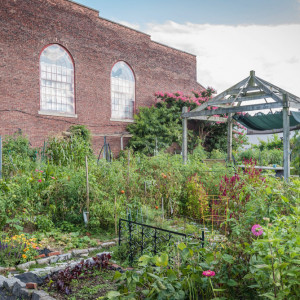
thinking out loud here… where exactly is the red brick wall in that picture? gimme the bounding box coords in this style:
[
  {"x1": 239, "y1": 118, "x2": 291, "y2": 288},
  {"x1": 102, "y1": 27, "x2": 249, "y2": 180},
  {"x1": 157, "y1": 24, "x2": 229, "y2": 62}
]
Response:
[{"x1": 0, "y1": 0, "x2": 202, "y2": 154}]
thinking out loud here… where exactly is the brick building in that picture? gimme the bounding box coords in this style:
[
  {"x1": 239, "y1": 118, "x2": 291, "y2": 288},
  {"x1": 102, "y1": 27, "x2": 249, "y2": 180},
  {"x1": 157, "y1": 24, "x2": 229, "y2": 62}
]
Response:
[{"x1": 0, "y1": 0, "x2": 203, "y2": 153}]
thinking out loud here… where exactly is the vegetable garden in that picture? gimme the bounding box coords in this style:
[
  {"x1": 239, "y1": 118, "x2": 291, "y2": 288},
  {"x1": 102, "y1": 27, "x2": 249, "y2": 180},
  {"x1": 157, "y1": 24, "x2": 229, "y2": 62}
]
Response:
[{"x1": 0, "y1": 112, "x2": 299, "y2": 299}]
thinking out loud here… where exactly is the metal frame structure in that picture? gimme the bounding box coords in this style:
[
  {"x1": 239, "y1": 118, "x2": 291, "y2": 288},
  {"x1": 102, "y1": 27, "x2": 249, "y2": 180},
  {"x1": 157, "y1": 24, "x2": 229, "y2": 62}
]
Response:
[{"x1": 182, "y1": 70, "x2": 300, "y2": 181}]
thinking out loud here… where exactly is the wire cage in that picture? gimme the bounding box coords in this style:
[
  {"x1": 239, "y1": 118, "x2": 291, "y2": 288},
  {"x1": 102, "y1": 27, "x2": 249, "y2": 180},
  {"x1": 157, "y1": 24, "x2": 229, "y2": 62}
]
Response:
[{"x1": 200, "y1": 195, "x2": 230, "y2": 234}]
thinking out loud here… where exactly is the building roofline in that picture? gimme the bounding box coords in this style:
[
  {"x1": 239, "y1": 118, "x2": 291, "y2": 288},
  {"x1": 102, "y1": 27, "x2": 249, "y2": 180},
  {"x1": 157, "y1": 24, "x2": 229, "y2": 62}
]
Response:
[
  {"x1": 66, "y1": 0, "x2": 99, "y2": 13},
  {"x1": 65, "y1": 0, "x2": 196, "y2": 57},
  {"x1": 151, "y1": 40, "x2": 196, "y2": 57},
  {"x1": 99, "y1": 16, "x2": 151, "y2": 37}
]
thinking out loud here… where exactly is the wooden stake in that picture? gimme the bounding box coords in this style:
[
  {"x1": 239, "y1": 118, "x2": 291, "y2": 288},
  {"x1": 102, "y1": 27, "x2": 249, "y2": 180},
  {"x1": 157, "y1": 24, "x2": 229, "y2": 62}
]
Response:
[
  {"x1": 182, "y1": 107, "x2": 188, "y2": 165},
  {"x1": 85, "y1": 156, "x2": 90, "y2": 223},
  {"x1": 114, "y1": 196, "x2": 117, "y2": 235}
]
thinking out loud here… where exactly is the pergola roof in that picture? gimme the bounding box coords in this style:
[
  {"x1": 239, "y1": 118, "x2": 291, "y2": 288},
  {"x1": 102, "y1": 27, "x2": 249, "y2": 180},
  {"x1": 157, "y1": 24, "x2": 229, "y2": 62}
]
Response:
[
  {"x1": 182, "y1": 70, "x2": 300, "y2": 120},
  {"x1": 181, "y1": 70, "x2": 300, "y2": 181}
]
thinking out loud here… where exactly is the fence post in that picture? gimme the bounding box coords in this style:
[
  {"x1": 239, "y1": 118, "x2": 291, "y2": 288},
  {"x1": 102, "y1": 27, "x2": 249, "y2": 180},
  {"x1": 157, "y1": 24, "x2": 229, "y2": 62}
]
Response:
[{"x1": 129, "y1": 219, "x2": 133, "y2": 265}]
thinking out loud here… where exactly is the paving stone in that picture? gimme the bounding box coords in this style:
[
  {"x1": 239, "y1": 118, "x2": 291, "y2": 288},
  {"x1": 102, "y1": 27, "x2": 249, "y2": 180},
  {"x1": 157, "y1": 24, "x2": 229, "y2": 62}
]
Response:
[
  {"x1": 36, "y1": 257, "x2": 51, "y2": 265},
  {"x1": 101, "y1": 242, "x2": 116, "y2": 248},
  {"x1": 72, "y1": 249, "x2": 89, "y2": 256}
]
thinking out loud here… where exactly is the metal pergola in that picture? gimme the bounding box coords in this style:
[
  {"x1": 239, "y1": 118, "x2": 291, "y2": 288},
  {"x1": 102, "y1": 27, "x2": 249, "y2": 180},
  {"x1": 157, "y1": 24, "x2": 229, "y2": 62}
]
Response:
[{"x1": 181, "y1": 70, "x2": 300, "y2": 181}]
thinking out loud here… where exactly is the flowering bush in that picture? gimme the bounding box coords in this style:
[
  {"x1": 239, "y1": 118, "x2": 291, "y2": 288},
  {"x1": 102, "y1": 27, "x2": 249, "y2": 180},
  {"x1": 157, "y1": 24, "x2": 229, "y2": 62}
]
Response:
[{"x1": 0, "y1": 234, "x2": 41, "y2": 266}]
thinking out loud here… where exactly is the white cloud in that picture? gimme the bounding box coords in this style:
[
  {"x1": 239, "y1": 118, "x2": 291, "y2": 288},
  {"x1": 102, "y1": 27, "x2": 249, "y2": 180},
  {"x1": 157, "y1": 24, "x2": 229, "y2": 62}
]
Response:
[
  {"x1": 117, "y1": 20, "x2": 141, "y2": 31},
  {"x1": 145, "y1": 22, "x2": 300, "y2": 97}
]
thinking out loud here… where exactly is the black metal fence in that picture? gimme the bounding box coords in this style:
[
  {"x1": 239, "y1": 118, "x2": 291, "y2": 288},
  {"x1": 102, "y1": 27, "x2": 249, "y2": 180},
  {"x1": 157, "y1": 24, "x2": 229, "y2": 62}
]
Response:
[{"x1": 118, "y1": 218, "x2": 205, "y2": 265}]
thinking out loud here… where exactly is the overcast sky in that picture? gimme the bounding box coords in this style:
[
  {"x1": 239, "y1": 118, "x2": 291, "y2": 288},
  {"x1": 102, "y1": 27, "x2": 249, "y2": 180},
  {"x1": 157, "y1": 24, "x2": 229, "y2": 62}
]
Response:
[{"x1": 76, "y1": 0, "x2": 300, "y2": 97}]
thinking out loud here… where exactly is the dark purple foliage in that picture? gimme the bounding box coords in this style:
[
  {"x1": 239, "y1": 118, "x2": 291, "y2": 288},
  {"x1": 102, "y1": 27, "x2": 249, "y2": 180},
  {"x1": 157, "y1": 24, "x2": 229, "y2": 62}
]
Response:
[{"x1": 45, "y1": 253, "x2": 112, "y2": 295}]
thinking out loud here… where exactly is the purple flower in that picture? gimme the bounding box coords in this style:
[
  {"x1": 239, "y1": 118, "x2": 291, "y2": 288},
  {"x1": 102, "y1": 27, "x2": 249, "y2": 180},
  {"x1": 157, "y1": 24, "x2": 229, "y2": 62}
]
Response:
[{"x1": 251, "y1": 224, "x2": 263, "y2": 236}]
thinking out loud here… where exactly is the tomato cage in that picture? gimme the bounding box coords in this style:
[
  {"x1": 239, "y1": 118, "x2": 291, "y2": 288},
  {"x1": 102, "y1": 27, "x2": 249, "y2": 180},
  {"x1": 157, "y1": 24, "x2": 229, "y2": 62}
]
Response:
[{"x1": 199, "y1": 195, "x2": 230, "y2": 234}]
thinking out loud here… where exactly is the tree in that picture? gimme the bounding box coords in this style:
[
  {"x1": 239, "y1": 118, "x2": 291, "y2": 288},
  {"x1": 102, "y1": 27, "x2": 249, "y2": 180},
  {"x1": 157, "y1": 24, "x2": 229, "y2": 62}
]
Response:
[{"x1": 127, "y1": 88, "x2": 248, "y2": 155}]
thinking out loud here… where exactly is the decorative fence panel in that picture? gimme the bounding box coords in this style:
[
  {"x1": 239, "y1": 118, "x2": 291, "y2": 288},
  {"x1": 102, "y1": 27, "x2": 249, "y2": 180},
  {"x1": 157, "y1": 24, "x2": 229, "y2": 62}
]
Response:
[{"x1": 118, "y1": 218, "x2": 205, "y2": 265}]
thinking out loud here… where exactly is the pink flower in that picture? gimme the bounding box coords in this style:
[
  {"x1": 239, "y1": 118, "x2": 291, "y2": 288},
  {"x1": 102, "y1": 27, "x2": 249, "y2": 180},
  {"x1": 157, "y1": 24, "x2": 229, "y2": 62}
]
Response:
[
  {"x1": 35, "y1": 169, "x2": 39, "y2": 172},
  {"x1": 202, "y1": 270, "x2": 216, "y2": 277},
  {"x1": 38, "y1": 179, "x2": 42, "y2": 182},
  {"x1": 251, "y1": 224, "x2": 263, "y2": 236},
  {"x1": 51, "y1": 176, "x2": 55, "y2": 179}
]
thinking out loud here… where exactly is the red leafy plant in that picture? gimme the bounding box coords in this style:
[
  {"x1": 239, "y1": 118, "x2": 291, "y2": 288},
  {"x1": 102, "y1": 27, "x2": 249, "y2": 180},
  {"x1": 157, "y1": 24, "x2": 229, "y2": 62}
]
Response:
[{"x1": 45, "y1": 253, "x2": 111, "y2": 295}]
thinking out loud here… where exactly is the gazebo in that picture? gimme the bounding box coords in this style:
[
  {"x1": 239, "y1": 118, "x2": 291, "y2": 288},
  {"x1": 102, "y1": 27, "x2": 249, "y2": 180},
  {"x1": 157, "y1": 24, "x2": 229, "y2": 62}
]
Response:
[{"x1": 181, "y1": 71, "x2": 300, "y2": 181}]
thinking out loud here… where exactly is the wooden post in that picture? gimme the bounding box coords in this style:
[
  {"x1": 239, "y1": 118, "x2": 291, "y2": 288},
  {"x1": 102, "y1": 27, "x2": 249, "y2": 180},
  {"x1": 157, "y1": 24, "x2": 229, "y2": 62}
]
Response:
[
  {"x1": 85, "y1": 156, "x2": 90, "y2": 223},
  {"x1": 283, "y1": 94, "x2": 290, "y2": 181},
  {"x1": 114, "y1": 196, "x2": 117, "y2": 235},
  {"x1": 227, "y1": 113, "x2": 233, "y2": 162},
  {"x1": 249, "y1": 70, "x2": 255, "y2": 87},
  {"x1": 182, "y1": 107, "x2": 188, "y2": 165}
]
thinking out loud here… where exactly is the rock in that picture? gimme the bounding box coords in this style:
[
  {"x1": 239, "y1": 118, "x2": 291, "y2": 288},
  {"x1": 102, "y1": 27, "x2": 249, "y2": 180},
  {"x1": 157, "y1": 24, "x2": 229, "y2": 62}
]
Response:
[
  {"x1": 57, "y1": 253, "x2": 71, "y2": 261},
  {"x1": 17, "y1": 261, "x2": 36, "y2": 270},
  {"x1": 32, "y1": 290, "x2": 56, "y2": 300},
  {"x1": 36, "y1": 257, "x2": 51, "y2": 265},
  {"x1": 80, "y1": 253, "x2": 89, "y2": 257},
  {"x1": 49, "y1": 256, "x2": 59, "y2": 264},
  {"x1": 101, "y1": 242, "x2": 116, "y2": 248},
  {"x1": 96, "y1": 251, "x2": 111, "y2": 257},
  {"x1": 15, "y1": 272, "x2": 44, "y2": 285},
  {"x1": 12, "y1": 280, "x2": 26, "y2": 296},
  {"x1": 87, "y1": 247, "x2": 98, "y2": 253},
  {"x1": 50, "y1": 266, "x2": 65, "y2": 274},
  {"x1": 19, "y1": 287, "x2": 34, "y2": 300},
  {"x1": 72, "y1": 249, "x2": 89, "y2": 256},
  {"x1": 0, "y1": 275, "x2": 6, "y2": 286},
  {"x1": 3, "y1": 278, "x2": 20, "y2": 292}
]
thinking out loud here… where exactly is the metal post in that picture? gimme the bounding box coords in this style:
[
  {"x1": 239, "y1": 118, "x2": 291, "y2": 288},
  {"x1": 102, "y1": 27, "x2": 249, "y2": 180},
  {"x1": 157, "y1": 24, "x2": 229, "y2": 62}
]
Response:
[
  {"x1": 0, "y1": 136, "x2": 2, "y2": 179},
  {"x1": 227, "y1": 113, "x2": 233, "y2": 162},
  {"x1": 283, "y1": 94, "x2": 290, "y2": 181},
  {"x1": 182, "y1": 107, "x2": 188, "y2": 164},
  {"x1": 120, "y1": 136, "x2": 124, "y2": 151},
  {"x1": 118, "y1": 219, "x2": 122, "y2": 246}
]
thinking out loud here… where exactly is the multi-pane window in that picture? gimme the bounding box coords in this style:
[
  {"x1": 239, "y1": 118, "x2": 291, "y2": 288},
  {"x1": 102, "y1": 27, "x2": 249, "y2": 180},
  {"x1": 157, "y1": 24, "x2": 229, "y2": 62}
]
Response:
[
  {"x1": 40, "y1": 44, "x2": 75, "y2": 114},
  {"x1": 111, "y1": 61, "x2": 135, "y2": 119}
]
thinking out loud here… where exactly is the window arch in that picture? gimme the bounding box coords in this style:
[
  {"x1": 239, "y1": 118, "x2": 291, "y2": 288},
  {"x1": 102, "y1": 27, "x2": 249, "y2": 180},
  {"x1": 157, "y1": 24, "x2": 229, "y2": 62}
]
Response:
[
  {"x1": 111, "y1": 61, "x2": 135, "y2": 120},
  {"x1": 40, "y1": 44, "x2": 75, "y2": 114}
]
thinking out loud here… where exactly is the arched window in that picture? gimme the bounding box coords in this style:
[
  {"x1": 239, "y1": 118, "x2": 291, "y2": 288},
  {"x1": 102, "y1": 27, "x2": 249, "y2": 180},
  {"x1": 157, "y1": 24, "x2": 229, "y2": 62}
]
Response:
[
  {"x1": 40, "y1": 44, "x2": 75, "y2": 114},
  {"x1": 111, "y1": 61, "x2": 135, "y2": 120}
]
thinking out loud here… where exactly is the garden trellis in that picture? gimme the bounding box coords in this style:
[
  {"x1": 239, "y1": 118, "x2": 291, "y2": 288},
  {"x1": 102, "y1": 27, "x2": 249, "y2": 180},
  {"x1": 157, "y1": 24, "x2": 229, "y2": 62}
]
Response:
[{"x1": 182, "y1": 70, "x2": 300, "y2": 181}]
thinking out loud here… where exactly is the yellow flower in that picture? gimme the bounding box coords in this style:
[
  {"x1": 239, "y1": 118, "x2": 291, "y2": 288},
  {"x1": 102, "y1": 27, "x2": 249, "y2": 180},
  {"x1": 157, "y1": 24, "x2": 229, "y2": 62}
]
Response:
[{"x1": 22, "y1": 254, "x2": 27, "y2": 259}]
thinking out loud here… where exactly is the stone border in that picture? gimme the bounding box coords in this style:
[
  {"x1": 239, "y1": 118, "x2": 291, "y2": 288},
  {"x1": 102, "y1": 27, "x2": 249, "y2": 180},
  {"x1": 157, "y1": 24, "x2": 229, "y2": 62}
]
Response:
[{"x1": 0, "y1": 241, "x2": 117, "y2": 299}]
